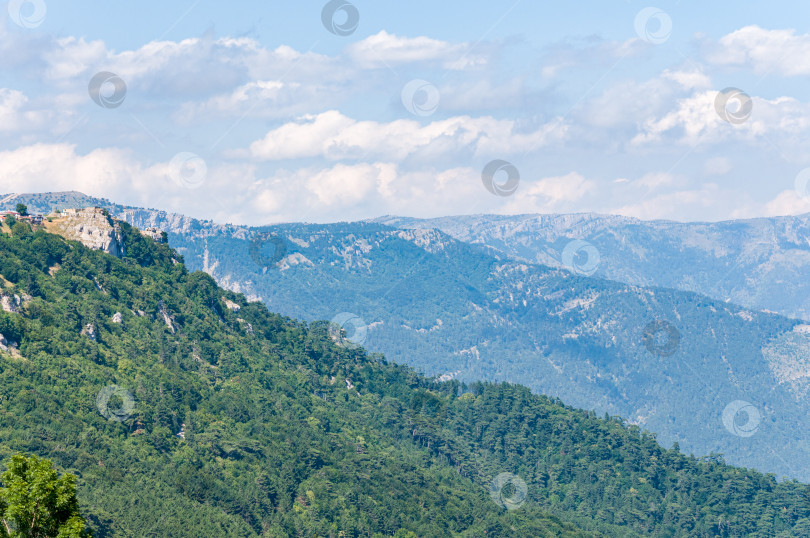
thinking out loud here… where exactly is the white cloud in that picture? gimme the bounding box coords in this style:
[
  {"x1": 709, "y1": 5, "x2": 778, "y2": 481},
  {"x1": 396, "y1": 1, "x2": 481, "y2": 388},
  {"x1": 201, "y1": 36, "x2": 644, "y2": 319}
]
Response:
[
  {"x1": 0, "y1": 143, "x2": 150, "y2": 199},
  {"x1": 172, "y1": 80, "x2": 342, "y2": 124},
  {"x1": 763, "y1": 189, "x2": 810, "y2": 216},
  {"x1": 631, "y1": 90, "x2": 720, "y2": 146},
  {"x1": 241, "y1": 110, "x2": 567, "y2": 162},
  {"x1": 513, "y1": 172, "x2": 594, "y2": 204},
  {"x1": 0, "y1": 89, "x2": 44, "y2": 132},
  {"x1": 237, "y1": 162, "x2": 486, "y2": 223},
  {"x1": 42, "y1": 35, "x2": 340, "y2": 99},
  {"x1": 706, "y1": 26, "x2": 810, "y2": 76},
  {"x1": 0, "y1": 144, "x2": 255, "y2": 221},
  {"x1": 346, "y1": 31, "x2": 486, "y2": 69},
  {"x1": 661, "y1": 69, "x2": 712, "y2": 91},
  {"x1": 631, "y1": 89, "x2": 810, "y2": 155},
  {"x1": 575, "y1": 69, "x2": 709, "y2": 133}
]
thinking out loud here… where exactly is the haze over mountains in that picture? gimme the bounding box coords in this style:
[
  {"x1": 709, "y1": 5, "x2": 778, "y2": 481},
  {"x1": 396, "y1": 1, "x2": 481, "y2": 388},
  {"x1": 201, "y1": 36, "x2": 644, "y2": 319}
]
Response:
[{"x1": 4, "y1": 191, "x2": 810, "y2": 486}]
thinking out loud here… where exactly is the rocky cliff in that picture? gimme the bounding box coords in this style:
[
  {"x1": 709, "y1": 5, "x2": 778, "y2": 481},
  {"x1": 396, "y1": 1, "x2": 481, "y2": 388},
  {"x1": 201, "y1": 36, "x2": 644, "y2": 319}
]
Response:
[{"x1": 45, "y1": 207, "x2": 127, "y2": 257}]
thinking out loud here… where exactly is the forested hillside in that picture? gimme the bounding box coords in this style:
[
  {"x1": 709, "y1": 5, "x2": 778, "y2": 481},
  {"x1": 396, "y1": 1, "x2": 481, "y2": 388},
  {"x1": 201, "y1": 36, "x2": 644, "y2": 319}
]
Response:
[
  {"x1": 0, "y1": 217, "x2": 808, "y2": 536},
  {"x1": 2, "y1": 194, "x2": 810, "y2": 483}
]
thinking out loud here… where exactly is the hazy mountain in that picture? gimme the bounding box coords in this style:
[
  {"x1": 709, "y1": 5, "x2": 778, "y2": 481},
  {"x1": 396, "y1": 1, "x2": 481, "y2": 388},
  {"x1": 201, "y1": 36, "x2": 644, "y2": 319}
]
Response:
[
  {"x1": 373, "y1": 213, "x2": 810, "y2": 321},
  {"x1": 5, "y1": 192, "x2": 810, "y2": 484},
  {"x1": 2, "y1": 204, "x2": 810, "y2": 536}
]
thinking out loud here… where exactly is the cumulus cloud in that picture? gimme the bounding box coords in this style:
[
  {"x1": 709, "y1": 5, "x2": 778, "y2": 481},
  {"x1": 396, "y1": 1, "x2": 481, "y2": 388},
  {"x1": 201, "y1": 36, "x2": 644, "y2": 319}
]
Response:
[
  {"x1": 172, "y1": 80, "x2": 344, "y2": 124},
  {"x1": 501, "y1": 172, "x2": 595, "y2": 214},
  {"x1": 763, "y1": 189, "x2": 810, "y2": 217},
  {"x1": 236, "y1": 162, "x2": 486, "y2": 223},
  {"x1": 706, "y1": 26, "x2": 810, "y2": 76},
  {"x1": 346, "y1": 31, "x2": 487, "y2": 69},
  {"x1": 3, "y1": 21, "x2": 810, "y2": 224},
  {"x1": 0, "y1": 89, "x2": 48, "y2": 132},
  {"x1": 42, "y1": 35, "x2": 342, "y2": 100},
  {"x1": 241, "y1": 110, "x2": 567, "y2": 162},
  {"x1": 0, "y1": 144, "x2": 255, "y2": 221},
  {"x1": 630, "y1": 88, "x2": 810, "y2": 156}
]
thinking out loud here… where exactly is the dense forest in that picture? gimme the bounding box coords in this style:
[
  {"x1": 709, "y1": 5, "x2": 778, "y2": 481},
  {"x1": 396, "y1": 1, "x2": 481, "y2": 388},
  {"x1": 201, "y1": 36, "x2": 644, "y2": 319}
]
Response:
[{"x1": 0, "y1": 219, "x2": 808, "y2": 536}]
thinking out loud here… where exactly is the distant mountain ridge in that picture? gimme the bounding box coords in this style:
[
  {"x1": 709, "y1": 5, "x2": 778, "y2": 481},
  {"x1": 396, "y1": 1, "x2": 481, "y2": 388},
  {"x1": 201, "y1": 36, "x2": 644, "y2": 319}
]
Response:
[
  {"x1": 6, "y1": 191, "x2": 810, "y2": 483},
  {"x1": 373, "y1": 213, "x2": 810, "y2": 321}
]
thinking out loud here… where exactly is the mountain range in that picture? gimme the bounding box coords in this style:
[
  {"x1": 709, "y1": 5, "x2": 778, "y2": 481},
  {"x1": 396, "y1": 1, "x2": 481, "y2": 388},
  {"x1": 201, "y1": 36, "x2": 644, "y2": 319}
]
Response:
[
  {"x1": 1, "y1": 205, "x2": 809, "y2": 536},
  {"x1": 375, "y1": 213, "x2": 810, "y2": 322},
  {"x1": 4, "y1": 192, "x2": 810, "y2": 485}
]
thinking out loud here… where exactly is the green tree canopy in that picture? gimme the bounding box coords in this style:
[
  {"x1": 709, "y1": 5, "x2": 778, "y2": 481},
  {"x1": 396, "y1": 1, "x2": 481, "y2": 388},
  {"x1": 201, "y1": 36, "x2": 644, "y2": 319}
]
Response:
[
  {"x1": 14, "y1": 205, "x2": 27, "y2": 217},
  {"x1": 0, "y1": 454, "x2": 91, "y2": 537}
]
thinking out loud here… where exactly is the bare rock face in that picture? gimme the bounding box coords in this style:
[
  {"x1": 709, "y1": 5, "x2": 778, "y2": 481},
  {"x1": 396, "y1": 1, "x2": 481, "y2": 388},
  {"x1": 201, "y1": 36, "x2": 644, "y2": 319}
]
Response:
[
  {"x1": 222, "y1": 298, "x2": 240, "y2": 312},
  {"x1": 158, "y1": 301, "x2": 176, "y2": 334},
  {"x1": 0, "y1": 333, "x2": 19, "y2": 355},
  {"x1": 82, "y1": 323, "x2": 97, "y2": 341},
  {"x1": 0, "y1": 292, "x2": 25, "y2": 313},
  {"x1": 112, "y1": 312, "x2": 123, "y2": 323},
  {"x1": 48, "y1": 207, "x2": 126, "y2": 258}
]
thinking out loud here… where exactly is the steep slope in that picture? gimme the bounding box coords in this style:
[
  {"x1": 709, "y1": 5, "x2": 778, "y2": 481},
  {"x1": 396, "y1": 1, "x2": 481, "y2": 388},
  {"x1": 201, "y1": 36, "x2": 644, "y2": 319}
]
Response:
[
  {"x1": 0, "y1": 221, "x2": 588, "y2": 537},
  {"x1": 0, "y1": 218, "x2": 809, "y2": 536},
  {"x1": 104, "y1": 211, "x2": 810, "y2": 482},
  {"x1": 374, "y1": 213, "x2": 810, "y2": 321},
  {"x1": 4, "y1": 194, "x2": 810, "y2": 483}
]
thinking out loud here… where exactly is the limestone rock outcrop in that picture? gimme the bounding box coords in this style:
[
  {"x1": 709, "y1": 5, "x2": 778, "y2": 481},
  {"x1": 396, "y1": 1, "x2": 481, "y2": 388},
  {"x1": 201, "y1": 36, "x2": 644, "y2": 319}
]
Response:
[{"x1": 48, "y1": 207, "x2": 126, "y2": 257}]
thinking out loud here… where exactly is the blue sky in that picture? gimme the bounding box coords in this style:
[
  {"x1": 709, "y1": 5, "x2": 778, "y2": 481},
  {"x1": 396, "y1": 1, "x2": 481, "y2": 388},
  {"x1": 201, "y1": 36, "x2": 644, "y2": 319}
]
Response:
[{"x1": 2, "y1": 0, "x2": 810, "y2": 224}]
